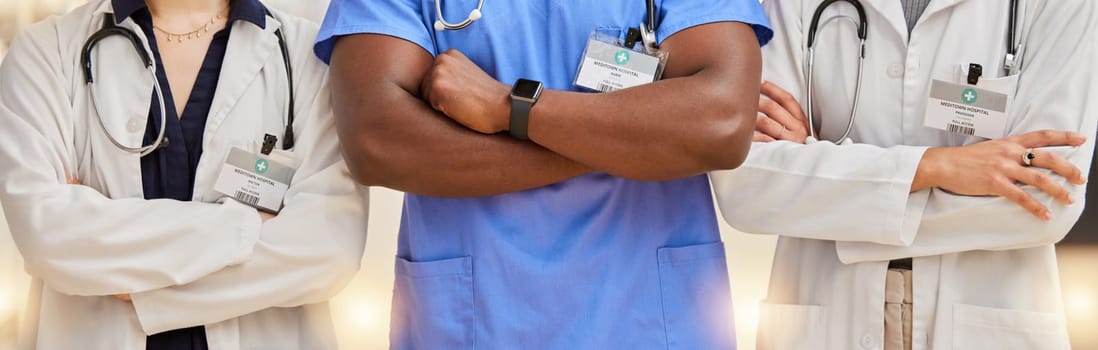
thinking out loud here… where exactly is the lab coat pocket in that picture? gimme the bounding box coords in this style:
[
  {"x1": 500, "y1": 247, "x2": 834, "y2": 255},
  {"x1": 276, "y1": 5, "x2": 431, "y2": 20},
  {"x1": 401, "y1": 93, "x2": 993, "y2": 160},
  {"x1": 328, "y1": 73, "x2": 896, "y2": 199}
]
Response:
[
  {"x1": 656, "y1": 242, "x2": 735, "y2": 350},
  {"x1": 391, "y1": 256, "x2": 475, "y2": 350},
  {"x1": 757, "y1": 303, "x2": 825, "y2": 350},
  {"x1": 952, "y1": 303, "x2": 1069, "y2": 350}
]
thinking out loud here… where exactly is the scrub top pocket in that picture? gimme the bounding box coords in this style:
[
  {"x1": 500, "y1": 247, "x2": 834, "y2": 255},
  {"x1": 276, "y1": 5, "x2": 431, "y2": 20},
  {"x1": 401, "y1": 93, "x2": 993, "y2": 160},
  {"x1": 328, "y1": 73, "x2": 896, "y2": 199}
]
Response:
[
  {"x1": 391, "y1": 256, "x2": 475, "y2": 350},
  {"x1": 656, "y1": 241, "x2": 735, "y2": 350}
]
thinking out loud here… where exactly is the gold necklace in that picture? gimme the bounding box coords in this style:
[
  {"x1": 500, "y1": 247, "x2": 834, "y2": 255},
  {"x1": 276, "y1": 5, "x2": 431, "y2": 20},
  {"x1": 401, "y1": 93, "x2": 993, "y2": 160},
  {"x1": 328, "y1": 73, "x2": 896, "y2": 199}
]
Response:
[{"x1": 153, "y1": 10, "x2": 228, "y2": 43}]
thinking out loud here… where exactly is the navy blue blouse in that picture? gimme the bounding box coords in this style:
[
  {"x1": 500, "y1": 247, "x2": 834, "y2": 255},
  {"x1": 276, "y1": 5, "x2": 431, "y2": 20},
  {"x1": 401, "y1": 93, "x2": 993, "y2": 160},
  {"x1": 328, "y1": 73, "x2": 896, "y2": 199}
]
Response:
[{"x1": 111, "y1": 0, "x2": 266, "y2": 348}]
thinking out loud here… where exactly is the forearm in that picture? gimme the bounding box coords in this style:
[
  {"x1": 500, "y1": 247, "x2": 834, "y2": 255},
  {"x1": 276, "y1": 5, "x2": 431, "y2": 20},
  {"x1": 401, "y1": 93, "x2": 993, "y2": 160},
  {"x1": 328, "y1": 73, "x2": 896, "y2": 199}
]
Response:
[
  {"x1": 712, "y1": 140, "x2": 927, "y2": 245},
  {"x1": 339, "y1": 95, "x2": 588, "y2": 196},
  {"x1": 330, "y1": 35, "x2": 589, "y2": 198},
  {"x1": 838, "y1": 170, "x2": 1087, "y2": 263},
  {"x1": 528, "y1": 22, "x2": 762, "y2": 180},
  {"x1": 530, "y1": 76, "x2": 756, "y2": 180},
  {"x1": 131, "y1": 165, "x2": 368, "y2": 334}
]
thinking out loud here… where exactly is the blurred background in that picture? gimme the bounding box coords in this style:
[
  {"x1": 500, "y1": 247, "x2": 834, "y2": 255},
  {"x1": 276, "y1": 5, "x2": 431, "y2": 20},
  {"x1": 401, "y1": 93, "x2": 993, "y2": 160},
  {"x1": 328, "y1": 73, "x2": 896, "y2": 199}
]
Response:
[{"x1": 0, "y1": 1, "x2": 1094, "y2": 349}]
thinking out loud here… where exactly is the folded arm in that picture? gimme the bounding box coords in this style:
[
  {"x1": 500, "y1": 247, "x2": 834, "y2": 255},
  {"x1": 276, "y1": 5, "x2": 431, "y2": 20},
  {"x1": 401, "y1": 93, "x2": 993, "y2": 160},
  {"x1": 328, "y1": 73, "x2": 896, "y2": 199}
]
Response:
[
  {"x1": 329, "y1": 35, "x2": 589, "y2": 198},
  {"x1": 0, "y1": 30, "x2": 262, "y2": 297},
  {"x1": 715, "y1": 0, "x2": 1098, "y2": 258},
  {"x1": 122, "y1": 35, "x2": 370, "y2": 332}
]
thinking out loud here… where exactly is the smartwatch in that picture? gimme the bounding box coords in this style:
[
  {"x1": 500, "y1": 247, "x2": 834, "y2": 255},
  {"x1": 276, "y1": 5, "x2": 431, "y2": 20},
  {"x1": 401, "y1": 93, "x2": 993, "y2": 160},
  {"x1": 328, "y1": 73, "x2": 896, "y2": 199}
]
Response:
[{"x1": 509, "y1": 78, "x2": 543, "y2": 140}]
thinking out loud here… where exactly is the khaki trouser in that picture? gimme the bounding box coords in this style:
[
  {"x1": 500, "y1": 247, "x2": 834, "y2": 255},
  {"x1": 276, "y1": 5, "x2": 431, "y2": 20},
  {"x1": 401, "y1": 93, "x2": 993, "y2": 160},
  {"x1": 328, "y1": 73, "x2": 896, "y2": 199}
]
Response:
[{"x1": 884, "y1": 269, "x2": 913, "y2": 350}]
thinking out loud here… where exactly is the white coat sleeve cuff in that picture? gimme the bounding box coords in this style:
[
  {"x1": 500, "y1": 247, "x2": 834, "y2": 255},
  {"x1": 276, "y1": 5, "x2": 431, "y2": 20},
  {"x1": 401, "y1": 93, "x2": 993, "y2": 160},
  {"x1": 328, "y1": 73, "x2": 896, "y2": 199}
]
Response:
[
  {"x1": 879, "y1": 145, "x2": 929, "y2": 246},
  {"x1": 130, "y1": 200, "x2": 260, "y2": 335},
  {"x1": 836, "y1": 149, "x2": 932, "y2": 263},
  {"x1": 221, "y1": 198, "x2": 263, "y2": 266}
]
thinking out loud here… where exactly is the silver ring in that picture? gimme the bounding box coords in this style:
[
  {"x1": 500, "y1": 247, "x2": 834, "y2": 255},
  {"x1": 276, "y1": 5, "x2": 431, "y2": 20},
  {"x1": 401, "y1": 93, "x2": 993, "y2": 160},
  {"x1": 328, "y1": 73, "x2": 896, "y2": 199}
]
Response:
[{"x1": 1023, "y1": 148, "x2": 1036, "y2": 166}]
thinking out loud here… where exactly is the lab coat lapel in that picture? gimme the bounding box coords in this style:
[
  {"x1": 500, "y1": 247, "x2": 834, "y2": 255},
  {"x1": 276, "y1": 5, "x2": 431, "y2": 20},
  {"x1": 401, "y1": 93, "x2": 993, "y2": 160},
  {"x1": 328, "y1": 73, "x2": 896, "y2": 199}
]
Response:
[
  {"x1": 919, "y1": 0, "x2": 968, "y2": 23},
  {"x1": 203, "y1": 18, "x2": 281, "y2": 148},
  {"x1": 860, "y1": 0, "x2": 909, "y2": 41}
]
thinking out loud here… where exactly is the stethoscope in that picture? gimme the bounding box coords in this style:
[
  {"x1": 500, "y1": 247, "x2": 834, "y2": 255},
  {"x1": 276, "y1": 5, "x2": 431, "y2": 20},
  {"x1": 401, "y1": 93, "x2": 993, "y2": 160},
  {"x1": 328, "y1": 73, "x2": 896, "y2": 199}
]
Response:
[
  {"x1": 433, "y1": 0, "x2": 484, "y2": 31},
  {"x1": 804, "y1": 0, "x2": 1020, "y2": 144},
  {"x1": 431, "y1": 0, "x2": 661, "y2": 50},
  {"x1": 80, "y1": 11, "x2": 296, "y2": 157}
]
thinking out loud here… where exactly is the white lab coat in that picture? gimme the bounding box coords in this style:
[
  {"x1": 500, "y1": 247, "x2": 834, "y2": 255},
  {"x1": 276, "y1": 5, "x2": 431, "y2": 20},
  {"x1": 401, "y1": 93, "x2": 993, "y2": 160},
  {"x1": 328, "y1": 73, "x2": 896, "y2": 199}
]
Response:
[
  {"x1": 0, "y1": 1, "x2": 368, "y2": 349},
  {"x1": 712, "y1": 0, "x2": 1097, "y2": 349}
]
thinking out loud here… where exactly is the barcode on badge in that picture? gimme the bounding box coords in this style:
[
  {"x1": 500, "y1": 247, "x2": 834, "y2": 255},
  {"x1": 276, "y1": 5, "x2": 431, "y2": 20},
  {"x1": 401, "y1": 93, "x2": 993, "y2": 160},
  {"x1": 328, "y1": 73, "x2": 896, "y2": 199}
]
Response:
[
  {"x1": 596, "y1": 83, "x2": 618, "y2": 92},
  {"x1": 948, "y1": 123, "x2": 975, "y2": 136},
  {"x1": 234, "y1": 191, "x2": 260, "y2": 206}
]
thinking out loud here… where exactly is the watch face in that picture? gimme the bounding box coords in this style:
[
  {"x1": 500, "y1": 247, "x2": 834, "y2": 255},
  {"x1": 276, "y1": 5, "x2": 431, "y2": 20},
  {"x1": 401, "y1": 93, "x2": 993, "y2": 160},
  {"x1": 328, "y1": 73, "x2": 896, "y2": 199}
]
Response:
[{"x1": 512, "y1": 79, "x2": 543, "y2": 99}]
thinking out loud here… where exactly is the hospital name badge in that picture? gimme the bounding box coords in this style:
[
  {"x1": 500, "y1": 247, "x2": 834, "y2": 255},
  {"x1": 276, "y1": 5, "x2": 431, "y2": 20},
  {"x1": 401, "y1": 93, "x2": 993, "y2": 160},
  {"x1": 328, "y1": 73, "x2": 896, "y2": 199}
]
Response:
[
  {"x1": 924, "y1": 80, "x2": 1010, "y2": 139},
  {"x1": 214, "y1": 147, "x2": 295, "y2": 213},
  {"x1": 574, "y1": 32, "x2": 666, "y2": 92}
]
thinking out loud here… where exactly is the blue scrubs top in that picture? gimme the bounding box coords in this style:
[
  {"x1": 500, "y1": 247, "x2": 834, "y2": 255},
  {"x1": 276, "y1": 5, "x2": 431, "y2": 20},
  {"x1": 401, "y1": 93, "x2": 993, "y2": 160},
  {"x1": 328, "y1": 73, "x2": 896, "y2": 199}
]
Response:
[
  {"x1": 113, "y1": 0, "x2": 267, "y2": 348},
  {"x1": 316, "y1": 1, "x2": 771, "y2": 349}
]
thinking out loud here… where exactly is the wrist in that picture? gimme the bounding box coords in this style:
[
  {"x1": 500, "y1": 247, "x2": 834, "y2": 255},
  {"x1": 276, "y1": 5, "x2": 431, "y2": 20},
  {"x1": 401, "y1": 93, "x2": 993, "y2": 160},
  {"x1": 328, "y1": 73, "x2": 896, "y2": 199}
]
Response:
[
  {"x1": 494, "y1": 83, "x2": 511, "y2": 132},
  {"x1": 911, "y1": 147, "x2": 947, "y2": 192},
  {"x1": 507, "y1": 79, "x2": 543, "y2": 140}
]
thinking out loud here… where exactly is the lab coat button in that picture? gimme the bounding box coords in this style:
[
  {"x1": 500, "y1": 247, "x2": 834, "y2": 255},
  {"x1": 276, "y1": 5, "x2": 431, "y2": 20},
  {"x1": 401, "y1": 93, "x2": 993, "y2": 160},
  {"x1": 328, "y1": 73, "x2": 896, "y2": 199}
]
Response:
[
  {"x1": 127, "y1": 118, "x2": 143, "y2": 133},
  {"x1": 887, "y1": 63, "x2": 904, "y2": 78},
  {"x1": 860, "y1": 333, "x2": 876, "y2": 349}
]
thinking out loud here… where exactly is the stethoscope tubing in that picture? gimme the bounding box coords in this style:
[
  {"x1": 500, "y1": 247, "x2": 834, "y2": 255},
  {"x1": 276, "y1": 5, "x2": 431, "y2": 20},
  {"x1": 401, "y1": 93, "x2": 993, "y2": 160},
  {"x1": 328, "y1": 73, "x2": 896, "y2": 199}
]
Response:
[{"x1": 434, "y1": 0, "x2": 484, "y2": 31}]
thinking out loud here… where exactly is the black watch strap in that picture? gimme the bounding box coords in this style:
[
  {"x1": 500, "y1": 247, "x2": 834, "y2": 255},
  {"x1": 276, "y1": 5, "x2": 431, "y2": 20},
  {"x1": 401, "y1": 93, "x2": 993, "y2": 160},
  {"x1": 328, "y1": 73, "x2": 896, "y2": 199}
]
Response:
[{"x1": 509, "y1": 99, "x2": 532, "y2": 140}]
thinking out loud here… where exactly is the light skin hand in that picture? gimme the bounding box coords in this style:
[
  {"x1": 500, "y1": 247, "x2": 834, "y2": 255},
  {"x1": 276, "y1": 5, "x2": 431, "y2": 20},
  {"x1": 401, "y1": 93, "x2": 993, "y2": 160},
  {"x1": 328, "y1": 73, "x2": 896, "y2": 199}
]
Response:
[
  {"x1": 258, "y1": 210, "x2": 276, "y2": 222},
  {"x1": 911, "y1": 130, "x2": 1088, "y2": 220},
  {"x1": 754, "y1": 81, "x2": 809, "y2": 143},
  {"x1": 422, "y1": 49, "x2": 512, "y2": 134}
]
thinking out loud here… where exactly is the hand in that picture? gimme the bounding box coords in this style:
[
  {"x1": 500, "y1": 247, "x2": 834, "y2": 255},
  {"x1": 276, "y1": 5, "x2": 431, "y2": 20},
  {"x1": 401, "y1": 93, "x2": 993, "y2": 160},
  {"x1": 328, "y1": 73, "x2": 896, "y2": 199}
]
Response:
[
  {"x1": 66, "y1": 174, "x2": 80, "y2": 185},
  {"x1": 913, "y1": 130, "x2": 1088, "y2": 220},
  {"x1": 113, "y1": 294, "x2": 131, "y2": 302},
  {"x1": 753, "y1": 81, "x2": 810, "y2": 143},
  {"x1": 421, "y1": 49, "x2": 511, "y2": 134},
  {"x1": 258, "y1": 210, "x2": 276, "y2": 222}
]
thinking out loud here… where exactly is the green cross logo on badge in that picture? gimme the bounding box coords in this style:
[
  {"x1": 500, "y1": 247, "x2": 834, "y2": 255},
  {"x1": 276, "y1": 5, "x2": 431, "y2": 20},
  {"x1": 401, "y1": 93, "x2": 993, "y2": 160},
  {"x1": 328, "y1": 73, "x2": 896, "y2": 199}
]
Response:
[
  {"x1": 614, "y1": 50, "x2": 630, "y2": 65},
  {"x1": 961, "y1": 88, "x2": 978, "y2": 105},
  {"x1": 255, "y1": 158, "x2": 269, "y2": 174}
]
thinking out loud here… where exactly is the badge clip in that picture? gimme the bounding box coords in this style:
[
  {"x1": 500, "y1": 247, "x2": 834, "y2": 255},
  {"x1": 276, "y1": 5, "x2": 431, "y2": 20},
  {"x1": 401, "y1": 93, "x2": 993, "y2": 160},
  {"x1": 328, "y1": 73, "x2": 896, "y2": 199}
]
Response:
[
  {"x1": 967, "y1": 63, "x2": 983, "y2": 85},
  {"x1": 261, "y1": 134, "x2": 277, "y2": 155},
  {"x1": 624, "y1": 27, "x2": 643, "y2": 50}
]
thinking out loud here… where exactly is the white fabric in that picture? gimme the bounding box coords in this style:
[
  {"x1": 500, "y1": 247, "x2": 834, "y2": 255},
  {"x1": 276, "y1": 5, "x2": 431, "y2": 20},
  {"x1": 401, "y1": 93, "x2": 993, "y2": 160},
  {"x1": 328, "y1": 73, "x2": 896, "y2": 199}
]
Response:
[
  {"x1": 0, "y1": 1, "x2": 368, "y2": 349},
  {"x1": 712, "y1": 0, "x2": 1097, "y2": 349}
]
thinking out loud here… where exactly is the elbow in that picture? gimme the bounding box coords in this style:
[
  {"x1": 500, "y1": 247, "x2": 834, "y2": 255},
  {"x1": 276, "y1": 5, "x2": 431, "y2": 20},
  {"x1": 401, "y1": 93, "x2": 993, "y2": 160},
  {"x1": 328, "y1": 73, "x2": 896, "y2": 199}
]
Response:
[
  {"x1": 1041, "y1": 201, "x2": 1085, "y2": 245},
  {"x1": 337, "y1": 126, "x2": 400, "y2": 188},
  {"x1": 698, "y1": 100, "x2": 756, "y2": 171},
  {"x1": 301, "y1": 247, "x2": 363, "y2": 305}
]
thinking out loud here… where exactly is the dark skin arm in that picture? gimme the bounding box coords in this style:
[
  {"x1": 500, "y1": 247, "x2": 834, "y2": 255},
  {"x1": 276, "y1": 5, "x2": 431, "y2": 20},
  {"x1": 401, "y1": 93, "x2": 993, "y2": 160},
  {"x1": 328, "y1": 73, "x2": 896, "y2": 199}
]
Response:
[
  {"x1": 425, "y1": 22, "x2": 763, "y2": 181},
  {"x1": 330, "y1": 35, "x2": 590, "y2": 197},
  {"x1": 530, "y1": 22, "x2": 761, "y2": 180},
  {"x1": 331, "y1": 22, "x2": 761, "y2": 197}
]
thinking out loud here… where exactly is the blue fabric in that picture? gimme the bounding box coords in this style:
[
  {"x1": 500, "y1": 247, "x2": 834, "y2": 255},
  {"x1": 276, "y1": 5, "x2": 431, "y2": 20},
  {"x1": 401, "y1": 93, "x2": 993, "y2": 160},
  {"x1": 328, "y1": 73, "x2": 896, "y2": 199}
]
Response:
[
  {"x1": 114, "y1": 0, "x2": 267, "y2": 348},
  {"x1": 316, "y1": 1, "x2": 771, "y2": 348}
]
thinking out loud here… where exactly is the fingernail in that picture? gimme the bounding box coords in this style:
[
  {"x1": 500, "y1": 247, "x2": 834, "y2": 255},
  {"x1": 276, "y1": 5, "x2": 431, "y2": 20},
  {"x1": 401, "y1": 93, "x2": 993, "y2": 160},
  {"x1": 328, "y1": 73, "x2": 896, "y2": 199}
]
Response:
[{"x1": 1043, "y1": 212, "x2": 1053, "y2": 221}]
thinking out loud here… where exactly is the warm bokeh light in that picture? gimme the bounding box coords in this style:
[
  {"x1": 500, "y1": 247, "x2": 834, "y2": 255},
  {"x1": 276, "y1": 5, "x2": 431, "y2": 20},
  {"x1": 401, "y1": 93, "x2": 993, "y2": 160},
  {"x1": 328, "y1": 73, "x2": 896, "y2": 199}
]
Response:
[
  {"x1": 347, "y1": 299, "x2": 385, "y2": 332},
  {"x1": 0, "y1": 2, "x2": 1096, "y2": 350},
  {"x1": 1066, "y1": 287, "x2": 1096, "y2": 322},
  {"x1": 0, "y1": 287, "x2": 12, "y2": 322}
]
